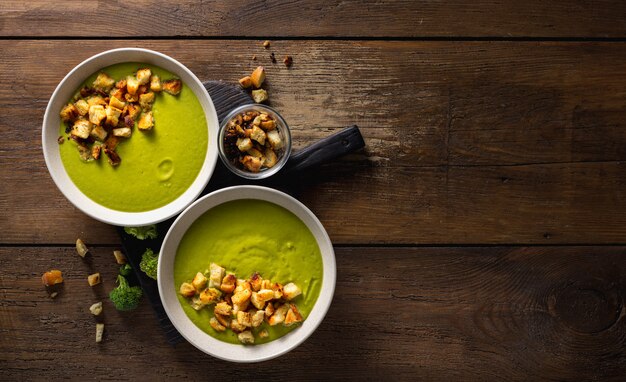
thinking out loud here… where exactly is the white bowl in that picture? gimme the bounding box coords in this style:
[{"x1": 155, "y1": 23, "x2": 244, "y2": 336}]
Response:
[
  {"x1": 42, "y1": 48, "x2": 219, "y2": 226},
  {"x1": 158, "y1": 186, "x2": 336, "y2": 362}
]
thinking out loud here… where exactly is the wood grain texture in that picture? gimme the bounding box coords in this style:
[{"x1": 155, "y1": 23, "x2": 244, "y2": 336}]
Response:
[
  {"x1": 1, "y1": 246, "x2": 624, "y2": 380},
  {"x1": 1, "y1": 40, "x2": 625, "y2": 245},
  {"x1": 1, "y1": 1, "x2": 626, "y2": 38}
]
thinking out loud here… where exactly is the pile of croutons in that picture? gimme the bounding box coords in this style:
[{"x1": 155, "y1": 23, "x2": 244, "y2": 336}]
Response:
[
  {"x1": 59, "y1": 68, "x2": 181, "y2": 166},
  {"x1": 223, "y1": 109, "x2": 285, "y2": 173},
  {"x1": 179, "y1": 263, "x2": 303, "y2": 344}
]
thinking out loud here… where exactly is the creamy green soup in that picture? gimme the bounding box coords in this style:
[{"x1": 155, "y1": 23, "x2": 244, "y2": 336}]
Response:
[
  {"x1": 58, "y1": 62, "x2": 208, "y2": 212},
  {"x1": 174, "y1": 199, "x2": 323, "y2": 344}
]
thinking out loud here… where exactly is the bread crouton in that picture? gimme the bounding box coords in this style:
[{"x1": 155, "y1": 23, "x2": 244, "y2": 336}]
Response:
[
  {"x1": 237, "y1": 311, "x2": 252, "y2": 328},
  {"x1": 231, "y1": 288, "x2": 251, "y2": 306},
  {"x1": 236, "y1": 137, "x2": 253, "y2": 152},
  {"x1": 209, "y1": 317, "x2": 226, "y2": 332},
  {"x1": 139, "y1": 92, "x2": 155, "y2": 110},
  {"x1": 150, "y1": 75, "x2": 162, "y2": 92},
  {"x1": 232, "y1": 300, "x2": 250, "y2": 314},
  {"x1": 220, "y1": 273, "x2": 237, "y2": 293},
  {"x1": 214, "y1": 301, "x2": 232, "y2": 316},
  {"x1": 136, "y1": 68, "x2": 152, "y2": 85},
  {"x1": 89, "y1": 302, "x2": 103, "y2": 316},
  {"x1": 238, "y1": 330, "x2": 254, "y2": 344},
  {"x1": 230, "y1": 319, "x2": 246, "y2": 333},
  {"x1": 241, "y1": 155, "x2": 263, "y2": 172},
  {"x1": 268, "y1": 303, "x2": 289, "y2": 326},
  {"x1": 258, "y1": 329, "x2": 269, "y2": 338},
  {"x1": 250, "y1": 125, "x2": 266, "y2": 145},
  {"x1": 264, "y1": 301, "x2": 275, "y2": 317},
  {"x1": 250, "y1": 66, "x2": 265, "y2": 88},
  {"x1": 42, "y1": 270, "x2": 63, "y2": 287},
  {"x1": 137, "y1": 111, "x2": 154, "y2": 130},
  {"x1": 87, "y1": 273, "x2": 101, "y2": 286},
  {"x1": 109, "y1": 95, "x2": 126, "y2": 110},
  {"x1": 113, "y1": 250, "x2": 127, "y2": 264},
  {"x1": 250, "y1": 272, "x2": 263, "y2": 292},
  {"x1": 214, "y1": 313, "x2": 230, "y2": 327},
  {"x1": 87, "y1": 95, "x2": 106, "y2": 108},
  {"x1": 260, "y1": 119, "x2": 276, "y2": 130},
  {"x1": 261, "y1": 280, "x2": 272, "y2": 290},
  {"x1": 71, "y1": 119, "x2": 92, "y2": 139},
  {"x1": 250, "y1": 292, "x2": 266, "y2": 310},
  {"x1": 104, "y1": 147, "x2": 121, "y2": 166},
  {"x1": 163, "y1": 79, "x2": 182, "y2": 95},
  {"x1": 263, "y1": 148, "x2": 278, "y2": 168},
  {"x1": 283, "y1": 282, "x2": 302, "y2": 300},
  {"x1": 90, "y1": 125, "x2": 108, "y2": 141},
  {"x1": 199, "y1": 287, "x2": 221, "y2": 305},
  {"x1": 284, "y1": 303, "x2": 303, "y2": 326},
  {"x1": 60, "y1": 103, "x2": 78, "y2": 122},
  {"x1": 251, "y1": 310, "x2": 265, "y2": 328},
  {"x1": 112, "y1": 127, "x2": 131, "y2": 138},
  {"x1": 190, "y1": 297, "x2": 207, "y2": 311},
  {"x1": 256, "y1": 289, "x2": 274, "y2": 302},
  {"x1": 192, "y1": 272, "x2": 208, "y2": 291},
  {"x1": 179, "y1": 282, "x2": 196, "y2": 297},
  {"x1": 91, "y1": 143, "x2": 102, "y2": 160},
  {"x1": 239, "y1": 76, "x2": 253, "y2": 88},
  {"x1": 88, "y1": 105, "x2": 106, "y2": 126},
  {"x1": 124, "y1": 92, "x2": 139, "y2": 103},
  {"x1": 125, "y1": 103, "x2": 142, "y2": 120},
  {"x1": 95, "y1": 323, "x2": 105, "y2": 343},
  {"x1": 251, "y1": 89, "x2": 268, "y2": 103},
  {"x1": 105, "y1": 106, "x2": 122, "y2": 126},
  {"x1": 272, "y1": 282, "x2": 284, "y2": 299},
  {"x1": 266, "y1": 129, "x2": 283, "y2": 150},
  {"x1": 126, "y1": 76, "x2": 139, "y2": 95},
  {"x1": 209, "y1": 263, "x2": 225, "y2": 288},
  {"x1": 93, "y1": 72, "x2": 115, "y2": 91},
  {"x1": 74, "y1": 99, "x2": 90, "y2": 116}
]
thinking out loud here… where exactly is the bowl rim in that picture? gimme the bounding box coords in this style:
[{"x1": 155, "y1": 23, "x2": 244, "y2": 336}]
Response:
[
  {"x1": 42, "y1": 47, "x2": 219, "y2": 226},
  {"x1": 217, "y1": 104, "x2": 292, "y2": 179},
  {"x1": 157, "y1": 185, "x2": 336, "y2": 362}
]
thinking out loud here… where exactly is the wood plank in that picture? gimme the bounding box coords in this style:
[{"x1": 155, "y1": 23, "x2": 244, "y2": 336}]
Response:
[
  {"x1": 1, "y1": 246, "x2": 624, "y2": 380},
  {"x1": 1, "y1": 1, "x2": 626, "y2": 38},
  {"x1": 1, "y1": 40, "x2": 626, "y2": 244}
]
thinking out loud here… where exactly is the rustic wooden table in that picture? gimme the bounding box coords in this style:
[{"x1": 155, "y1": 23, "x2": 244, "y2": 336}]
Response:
[{"x1": 1, "y1": 1, "x2": 626, "y2": 380}]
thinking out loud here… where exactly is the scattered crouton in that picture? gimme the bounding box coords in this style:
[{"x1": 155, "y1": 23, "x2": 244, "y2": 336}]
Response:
[
  {"x1": 209, "y1": 263, "x2": 225, "y2": 288},
  {"x1": 238, "y1": 330, "x2": 255, "y2": 344},
  {"x1": 150, "y1": 75, "x2": 162, "y2": 92},
  {"x1": 95, "y1": 323, "x2": 105, "y2": 343},
  {"x1": 76, "y1": 238, "x2": 89, "y2": 258},
  {"x1": 113, "y1": 250, "x2": 127, "y2": 264},
  {"x1": 139, "y1": 92, "x2": 155, "y2": 110},
  {"x1": 283, "y1": 282, "x2": 302, "y2": 300},
  {"x1": 179, "y1": 282, "x2": 196, "y2": 298},
  {"x1": 162, "y1": 79, "x2": 182, "y2": 95},
  {"x1": 251, "y1": 89, "x2": 268, "y2": 103},
  {"x1": 90, "y1": 302, "x2": 103, "y2": 316},
  {"x1": 136, "y1": 68, "x2": 152, "y2": 85},
  {"x1": 250, "y1": 66, "x2": 265, "y2": 88},
  {"x1": 210, "y1": 317, "x2": 226, "y2": 332},
  {"x1": 192, "y1": 272, "x2": 208, "y2": 291},
  {"x1": 87, "y1": 273, "x2": 101, "y2": 286},
  {"x1": 239, "y1": 76, "x2": 253, "y2": 88},
  {"x1": 137, "y1": 111, "x2": 154, "y2": 130},
  {"x1": 42, "y1": 270, "x2": 63, "y2": 287},
  {"x1": 259, "y1": 329, "x2": 269, "y2": 338}
]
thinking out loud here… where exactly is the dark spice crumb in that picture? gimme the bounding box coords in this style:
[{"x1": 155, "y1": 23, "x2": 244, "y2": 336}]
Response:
[
  {"x1": 252, "y1": 55, "x2": 257, "y2": 61},
  {"x1": 283, "y1": 55, "x2": 293, "y2": 67},
  {"x1": 270, "y1": 52, "x2": 276, "y2": 63}
]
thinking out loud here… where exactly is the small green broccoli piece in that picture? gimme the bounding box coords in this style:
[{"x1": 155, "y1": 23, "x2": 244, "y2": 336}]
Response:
[
  {"x1": 119, "y1": 263, "x2": 132, "y2": 277},
  {"x1": 139, "y1": 248, "x2": 158, "y2": 280},
  {"x1": 124, "y1": 225, "x2": 158, "y2": 240},
  {"x1": 109, "y1": 275, "x2": 142, "y2": 311}
]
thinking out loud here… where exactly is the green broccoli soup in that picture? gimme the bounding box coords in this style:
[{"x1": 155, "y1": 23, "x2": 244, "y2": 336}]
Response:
[
  {"x1": 58, "y1": 62, "x2": 208, "y2": 212},
  {"x1": 174, "y1": 199, "x2": 323, "y2": 344}
]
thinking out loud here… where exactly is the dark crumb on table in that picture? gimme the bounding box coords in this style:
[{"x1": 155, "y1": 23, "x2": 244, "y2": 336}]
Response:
[
  {"x1": 283, "y1": 55, "x2": 293, "y2": 67},
  {"x1": 270, "y1": 52, "x2": 276, "y2": 63},
  {"x1": 252, "y1": 55, "x2": 257, "y2": 61}
]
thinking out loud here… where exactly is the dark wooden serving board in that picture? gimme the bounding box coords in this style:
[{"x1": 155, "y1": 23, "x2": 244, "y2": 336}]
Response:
[{"x1": 116, "y1": 80, "x2": 364, "y2": 345}]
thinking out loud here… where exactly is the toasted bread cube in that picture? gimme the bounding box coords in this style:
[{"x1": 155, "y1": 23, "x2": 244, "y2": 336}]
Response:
[
  {"x1": 214, "y1": 313, "x2": 230, "y2": 327},
  {"x1": 150, "y1": 75, "x2": 162, "y2": 92},
  {"x1": 232, "y1": 300, "x2": 250, "y2": 314},
  {"x1": 93, "y1": 72, "x2": 115, "y2": 91},
  {"x1": 191, "y1": 272, "x2": 208, "y2": 291},
  {"x1": 260, "y1": 119, "x2": 276, "y2": 130},
  {"x1": 71, "y1": 119, "x2": 91, "y2": 139},
  {"x1": 163, "y1": 79, "x2": 182, "y2": 95},
  {"x1": 258, "y1": 329, "x2": 269, "y2": 338},
  {"x1": 231, "y1": 288, "x2": 251, "y2": 306},
  {"x1": 263, "y1": 148, "x2": 278, "y2": 168},
  {"x1": 238, "y1": 76, "x2": 253, "y2": 88},
  {"x1": 230, "y1": 319, "x2": 246, "y2": 333},
  {"x1": 234, "y1": 280, "x2": 252, "y2": 292},
  {"x1": 90, "y1": 125, "x2": 108, "y2": 141},
  {"x1": 104, "y1": 135, "x2": 120, "y2": 151},
  {"x1": 250, "y1": 292, "x2": 266, "y2": 310},
  {"x1": 251, "y1": 89, "x2": 268, "y2": 103},
  {"x1": 237, "y1": 311, "x2": 252, "y2": 328},
  {"x1": 264, "y1": 301, "x2": 275, "y2": 317},
  {"x1": 95, "y1": 323, "x2": 105, "y2": 343},
  {"x1": 220, "y1": 273, "x2": 237, "y2": 293},
  {"x1": 139, "y1": 92, "x2": 155, "y2": 110},
  {"x1": 87, "y1": 273, "x2": 101, "y2": 286},
  {"x1": 251, "y1": 310, "x2": 265, "y2": 328},
  {"x1": 250, "y1": 66, "x2": 265, "y2": 88},
  {"x1": 252, "y1": 116, "x2": 262, "y2": 126},
  {"x1": 256, "y1": 289, "x2": 274, "y2": 302},
  {"x1": 209, "y1": 317, "x2": 226, "y2": 332},
  {"x1": 236, "y1": 137, "x2": 253, "y2": 152},
  {"x1": 241, "y1": 155, "x2": 263, "y2": 172},
  {"x1": 268, "y1": 304, "x2": 289, "y2": 326},
  {"x1": 87, "y1": 95, "x2": 106, "y2": 108},
  {"x1": 247, "y1": 147, "x2": 263, "y2": 158},
  {"x1": 88, "y1": 105, "x2": 106, "y2": 126},
  {"x1": 136, "y1": 68, "x2": 152, "y2": 85},
  {"x1": 105, "y1": 106, "x2": 122, "y2": 126},
  {"x1": 284, "y1": 303, "x2": 303, "y2": 326},
  {"x1": 126, "y1": 76, "x2": 139, "y2": 95},
  {"x1": 109, "y1": 95, "x2": 126, "y2": 110},
  {"x1": 261, "y1": 280, "x2": 272, "y2": 290},
  {"x1": 91, "y1": 143, "x2": 102, "y2": 160},
  {"x1": 126, "y1": 103, "x2": 142, "y2": 120},
  {"x1": 179, "y1": 282, "x2": 196, "y2": 297},
  {"x1": 238, "y1": 330, "x2": 255, "y2": 344},
  {"x1": 272, "y1": 283, "x2": 284, "y2": 299},
  {"x1": 41, "y1": 270, "x2": 63, "y2": 286},
  {"x1": 283, "y1": 282, "x2": 302, "y2": 301},
  {"x1": 137, "y1": 111, "x2": 154, "y2": 131},
  {"x1": 124, "y1": 92, "x2": 138, "y2": 103},
  {"x1": 60, "y1": 103, "x2": 78, "y2": 122},
  {"x1": 104, "y1": 147, "x2": 121, "y2": 166},
  {"x1": 209, "y1": 263, "x2": 225, "y2": 288},
  {"x1": 89, "y1": 302, "x2": 103, "y2": 316},
  {"x1": 266, "y1": 130, "x2": 283, "y2": 150},
  {"x1": 112, "y1": 127, "x2": 131, "y2": 138},
  {"x1": 77, "y1": 143, "x2": 92, "y2": 162},
  {"x1": 76, "y1": 238, "x2": 89, "y2": 257},
  {"x1": 250, "y1": 272, "x2": 263, "y2": 292},
  {"x1": 199, "y1": 287, "x2": 221, "y2": 305},
  {"x1": 74, "y1": 99, "x2": 89, "y2": 116},
  {"x1": 113, "y1": 250, "x2": 127, "y2": 264},
  {"x1": 214, "y1": 301, "x2": 232, "y2": 316},
  {"x1": 250, "y1": 126, "x2": 266, "y2": 145},
  {"x1": 115, "y1": 79, "x2": 127, "y2": 89},
  {"x1": 190, "y1": 297, "x2": 207, "y2": 311}
]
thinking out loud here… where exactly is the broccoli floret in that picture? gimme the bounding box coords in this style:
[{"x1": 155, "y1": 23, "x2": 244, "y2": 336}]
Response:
[
  {"x1": 109, "y1": 275, "x2": 142, "y2": 311},
  {"x1": 139, "y1": 248, "x2": 158, "y2": 280},
  {"x1": 119, "y1": 263, "x2": 132, "y2": 277},
  {"x1": 124, "y1": 225, "x2": 158, "y2": 240}
]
